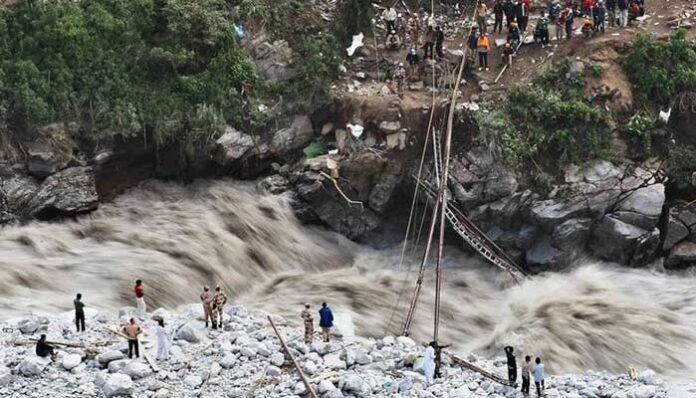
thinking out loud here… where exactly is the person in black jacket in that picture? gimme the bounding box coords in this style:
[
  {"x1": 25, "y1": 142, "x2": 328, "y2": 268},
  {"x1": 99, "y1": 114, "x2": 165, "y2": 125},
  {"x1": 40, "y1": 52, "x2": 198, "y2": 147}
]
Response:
[
  {"x1": 435, "y1": 26, "x2": 445, "y2": 57},
  {"x1": 503, "y1": 0, "x2": 516, "y2": 27},
  {"x1": 74, "y1": 293, "x2": 85, "y2": 332},
  {"x1": 36, "y1": 335, "x2": 56, "y2": 361},
  {"x1": 493, "y1": 0, "x2": 505, "y2": 33},
  {"x1": 505, "y1": 346, "x2": 518, "y2": 384}
]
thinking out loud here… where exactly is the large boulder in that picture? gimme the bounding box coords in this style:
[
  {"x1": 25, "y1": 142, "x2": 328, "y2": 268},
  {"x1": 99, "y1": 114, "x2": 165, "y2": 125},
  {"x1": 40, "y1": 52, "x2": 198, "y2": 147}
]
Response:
[
  {"x1": 483, "y1": 167, "x2": 519, "y2": 200},
  {"x1": 552, "y1": 218, "x2": 592, "y2": 251},
  {"x1": 271, "y1": 115, "x2": 314, "y2": 155},
  {"x1": 618, "y1": 184, "x2": 665, "y2": 218},
  {"x1": 103, "y1": 373, "x2": 134, "y2": 397},
  {"x1": 26, "y1": 131, "x2": 73, "y2": 178},
  {"x1": 339, "y1": 374, "x2": 372, "y2": 397},
  {"x1": 97, "y1": 350, "x2": 125, "y2": 366},
  {"x1": 254, "y1": 40, "x2": 293, "y2": 84},
  {"x1": 368, "y1": 172, "x2": 401, "y2": 213},
  {"x1": 531, "y1": 200, "x2": 589, "y2": 232},
  {"x1": 525, "y1": 240, "x2": 563, "y2": 271},
  {"x1": 1, "y1": 174, "x2": 39, "y2": 213},
  {"x1": 667, "y1": 241, "x2": 696, "y2": 268},
  {"x1": 174, "y1": 323, "x2": 201, "y2": 343},
  {"x1": 662, "y1": 214, "x2": 689, "y2": 250},
  {"x1": 62, "y1": 353, "x2": 82, "y2": 370},
  {"x1": 18, "y1": 356, "x2": 51, "y2": 376},
  {"x1": 26, "y1": 166, "x2": 98, "y2": 218},
  {"x1": 121, "y1": 361, "x2": 153, "y2": 380},
  {"x1": 211, "y1": 127, "x2": 256, "y2": 166},
  {"x1": 590, "y1": 216, "x2": 651, "y2": 264},
  {"x1": 17, "y1": 318, "x2": 41, "y2": 334}
]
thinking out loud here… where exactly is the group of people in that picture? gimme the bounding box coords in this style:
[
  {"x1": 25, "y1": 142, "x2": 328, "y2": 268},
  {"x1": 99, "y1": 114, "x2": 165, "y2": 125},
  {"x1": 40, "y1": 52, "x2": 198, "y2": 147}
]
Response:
[
  {"x1": 506, "y1": 346, "x2": 547, "y2": 397},
  {"x1": 301, "y1": 302, "x2": 334, "y2": 344},
  {"x1": 386, "y1": 0, "x2": 648, "y2": 82},
  {"x1": 199, "y1": 285, "x2": 228, "y2": 330}
]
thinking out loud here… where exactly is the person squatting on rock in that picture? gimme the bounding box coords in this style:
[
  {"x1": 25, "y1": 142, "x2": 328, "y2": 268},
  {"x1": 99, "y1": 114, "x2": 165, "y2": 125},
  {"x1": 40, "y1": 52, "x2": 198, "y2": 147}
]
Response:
[
  {"x1": 301, "y1": 303, "x2": 314, "y2": 344},
  {"x1": 423, "y1": 341, "x2": 436, "y2": 386},
  {"x1": 35, "y1": 334, "x2": 57, "y2": 361},
  {"x1": 521, "y1": 355, "x2": 533, "y2": 394},
  {"x1": 133, "y1": 279, "x2": 146, "y2": 318},
  {"x1": 213, "y1": 285, "x2": 228, "y2": 326},
  {"x1": 200, "y1": 285, "x2": 216, "y2": 329},
  {"x1": 319, "y1": 302, "x2": 334, "y2": 342},
  {"x1": 505, "y1": 346, "x2": 517, "y2": 384},
  {"x1": 533, "y1": 357, "x2": 546, "y2": 397},
  {"x1": 122, "y1": 318, "x2": 142, "y2": 359},
  {"x1": 74, "y1": 293, "x2": 85, "y2": 332},
  {"x1": 154, "y1": 317, "x2": 169, "y2": 361}
]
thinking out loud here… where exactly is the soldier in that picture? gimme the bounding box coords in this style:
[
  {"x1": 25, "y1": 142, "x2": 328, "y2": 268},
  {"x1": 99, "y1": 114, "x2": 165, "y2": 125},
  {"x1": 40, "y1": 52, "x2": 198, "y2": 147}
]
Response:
[
  {"x1": 213, "y1": 285, "x2": 228, "y2": 328},
  {"x1": 200, "y1": 286, "x2": 215, "y2": 329},
  {"x1": 301, "y1": 303, "x2": 314, "y2": 344}
]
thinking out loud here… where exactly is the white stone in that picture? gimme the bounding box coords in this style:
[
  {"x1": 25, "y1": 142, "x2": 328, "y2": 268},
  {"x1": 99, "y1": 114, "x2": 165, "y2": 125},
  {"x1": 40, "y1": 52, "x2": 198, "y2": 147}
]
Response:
[
  {"x1": 184, "y1": 374, "x2": 203, "y2": 388},
  {"x1": 0, "y1": 366, "x2": 12, "y2": 386},
  {"x1": 122, "y1": 361, "x2": 153, "y2": 380},
  {"x1": 265, "y1": 366, "x2": 281, "y2": 377},
  {"x1": 323, "y1": 353, "x2": 347, "y2": 370},
  {"x1": 97, "y1": 350, "x2": 125, "y2": 365},
  {"x1": 175, "y1": 324, "x2": 200, "y2": 343},
  {"x1": 270, "y1": 353, "x2": 285, "y2": 367},
  {"x1": 220, "y1": 354, "x2": 237, "y2": 369},
  {"x1": 103, "y1": 373, "x2": 134, "y2": 397},
  {"x1": 62, "y1": 354, "x2": 82, "y2": 370},
  {"x1": 18, "y1": 356, "x2": 50, "y2": 376}
]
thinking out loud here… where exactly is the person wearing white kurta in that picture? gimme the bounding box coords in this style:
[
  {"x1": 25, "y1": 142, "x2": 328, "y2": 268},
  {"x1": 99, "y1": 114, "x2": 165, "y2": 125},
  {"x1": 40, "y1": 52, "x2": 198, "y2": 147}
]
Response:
[
  {"x1": 155, "y1": 319, "x2": 169, "y2": 361},
  {"x1": 423, "y1": 343, "x2": 436, "y2": 386}
]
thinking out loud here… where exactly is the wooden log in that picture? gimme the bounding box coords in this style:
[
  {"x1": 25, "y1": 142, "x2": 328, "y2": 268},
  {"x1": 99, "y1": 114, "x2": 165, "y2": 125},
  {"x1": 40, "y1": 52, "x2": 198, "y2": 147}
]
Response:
[
  {"x1": 144, "y1": 352, "x2": 160, "y2": 372},
  {"x1": 14, "y1": 338, "x2": 81, "y2": 348},
  {"x1": 103, "y1": 326, "x2": 130, "y2": 340},
  {"x1": 268, "y1": 316, "x2": 319, "y2": 398}
]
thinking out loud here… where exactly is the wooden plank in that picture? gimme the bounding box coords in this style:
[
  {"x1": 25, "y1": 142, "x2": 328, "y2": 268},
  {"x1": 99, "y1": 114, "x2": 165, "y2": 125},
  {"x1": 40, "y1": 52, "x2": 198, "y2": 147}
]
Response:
[
  {"x1": 144, "y1": 353, "x2": 160, "y2": 372},
  {"x1": 15, "y1": 338, "x2": 81, "y2": 347},
  {"x1": 268, "y1": 316, "x2": 319, "y2": 398}
]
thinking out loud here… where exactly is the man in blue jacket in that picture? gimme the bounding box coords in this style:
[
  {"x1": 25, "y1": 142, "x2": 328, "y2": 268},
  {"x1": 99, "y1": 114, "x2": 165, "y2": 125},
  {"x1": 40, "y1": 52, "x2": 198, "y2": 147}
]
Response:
[{"x1": 319, "y1": 302, "x2": 334, "y2": 342}]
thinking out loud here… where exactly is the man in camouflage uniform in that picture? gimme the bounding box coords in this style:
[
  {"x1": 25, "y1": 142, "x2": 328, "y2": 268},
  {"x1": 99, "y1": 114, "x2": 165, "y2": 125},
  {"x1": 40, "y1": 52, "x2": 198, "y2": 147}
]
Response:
[
  {"x1": 301, "y1": 303, "x2": 314, "y2": 344},
  {"x1": 213, "y1": 285, "x2": 228, "y2": 329},
  {"x1": 200, "y1": 286, "x2": 215, "y2": 329}
]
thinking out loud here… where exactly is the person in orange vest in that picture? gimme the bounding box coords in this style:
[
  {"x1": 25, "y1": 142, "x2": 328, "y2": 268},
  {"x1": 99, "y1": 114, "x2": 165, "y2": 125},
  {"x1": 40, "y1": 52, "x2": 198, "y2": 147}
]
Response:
[{"x1": 477, "y1": 32, "x2": 491, "y2": 71}]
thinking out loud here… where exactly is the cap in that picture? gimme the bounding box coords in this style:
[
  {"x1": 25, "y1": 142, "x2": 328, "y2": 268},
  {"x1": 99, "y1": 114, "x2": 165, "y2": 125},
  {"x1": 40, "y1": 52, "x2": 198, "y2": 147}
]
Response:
[{"x1": 204, "y1": 285, "x2": 209, "y2": 290}]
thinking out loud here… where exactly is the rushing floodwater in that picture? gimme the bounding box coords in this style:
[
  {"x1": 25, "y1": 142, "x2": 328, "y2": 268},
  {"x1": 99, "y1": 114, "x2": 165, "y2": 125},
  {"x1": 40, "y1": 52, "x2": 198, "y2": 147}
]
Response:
[{"x1": 1, "y1": 180, "x2": 695, "y2": 378}]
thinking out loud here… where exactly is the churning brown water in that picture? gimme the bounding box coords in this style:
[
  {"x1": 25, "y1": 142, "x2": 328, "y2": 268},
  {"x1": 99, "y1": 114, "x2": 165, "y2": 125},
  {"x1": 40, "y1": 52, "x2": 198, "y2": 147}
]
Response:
[{"x1": 1, "y1": 180, "x2": 695, "y2": 377}]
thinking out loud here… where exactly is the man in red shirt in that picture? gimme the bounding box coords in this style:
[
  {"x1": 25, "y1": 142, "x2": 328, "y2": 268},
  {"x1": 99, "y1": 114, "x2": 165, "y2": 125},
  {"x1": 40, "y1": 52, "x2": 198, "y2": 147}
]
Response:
[{"x1": 134, "y1": 279, "x2": 146, "y2": 318}]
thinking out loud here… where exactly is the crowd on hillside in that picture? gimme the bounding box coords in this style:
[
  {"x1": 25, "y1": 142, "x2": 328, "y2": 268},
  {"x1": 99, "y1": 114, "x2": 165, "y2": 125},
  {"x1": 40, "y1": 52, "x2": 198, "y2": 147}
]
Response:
[{"x1": 380, "y1": 0, "x2": 647, "y2": 94}]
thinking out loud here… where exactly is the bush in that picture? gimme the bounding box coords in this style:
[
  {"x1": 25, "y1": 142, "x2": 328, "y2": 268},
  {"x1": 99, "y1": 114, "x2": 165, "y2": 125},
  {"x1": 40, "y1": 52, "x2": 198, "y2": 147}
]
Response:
[
  {"x1": 621, "y1": 112, "x2": 659, "y2": 153},
  {"x1": 478, "y1": 58, "x2": 611, "y2": 170},
  {"x1": 624, "y1": 30, "x2": 696, "y2": 106},
  {"x1": 0, "y1": 0, "x2": 257, "y2": 154}
]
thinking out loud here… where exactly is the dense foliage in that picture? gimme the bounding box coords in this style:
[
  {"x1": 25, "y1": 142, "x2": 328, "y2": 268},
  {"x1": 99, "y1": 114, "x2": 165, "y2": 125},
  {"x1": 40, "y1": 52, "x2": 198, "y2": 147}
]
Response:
[
  {"x1": 477, "y1": 58, "x2": 611, "y2": 170},
  {"x1": 624, "y1": 30, "x2": 696, "y2": 106},
  {"x1": 0, "y1": 0, "x2": 341, "y2": 156}
]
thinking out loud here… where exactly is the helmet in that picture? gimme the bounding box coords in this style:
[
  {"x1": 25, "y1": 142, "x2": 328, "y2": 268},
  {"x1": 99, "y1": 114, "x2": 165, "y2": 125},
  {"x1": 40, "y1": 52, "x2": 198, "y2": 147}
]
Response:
[
  {"x1": 399, "y1": 62, "x2": 404, "y2": 67},
  {"x1": 391, "y1": 30, "x2": 396, "y2": 34},
  {"x1": 410, "y1": 48, "x2": 417, "y2": 54}
]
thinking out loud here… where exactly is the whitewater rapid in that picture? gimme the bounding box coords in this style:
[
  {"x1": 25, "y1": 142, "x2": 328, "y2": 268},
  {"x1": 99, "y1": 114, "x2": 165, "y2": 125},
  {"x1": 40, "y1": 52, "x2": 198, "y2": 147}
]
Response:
[{"x1": 1, "y1": 180, "x2": 695, "y2": 378}]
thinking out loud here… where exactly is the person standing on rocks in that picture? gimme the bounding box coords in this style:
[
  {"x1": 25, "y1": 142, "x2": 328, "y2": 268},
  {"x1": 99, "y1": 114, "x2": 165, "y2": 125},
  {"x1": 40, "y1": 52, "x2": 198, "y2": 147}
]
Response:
[
  {"x1": 605, "y1": 0, "x2": 617, "y2": 26},
  {"x1": 383, "y1": 7, "x2": 398, "y2": 34},
  {"x1": 301, "y1": 303, "x2": 314, "y2": 344},
  {"x1": 423, "y1": 341, "x2": 436, "y2": 386},
  {"x1": 154, "y1": 318, "x2": 169, "y2": 361},
  {"x1": 133, "y1": 279, "x2": 146, "y2": 318},
  {"x1": 521, "y1": 355, "x2": 532, "y2": 394},
  {"x1": 200, "y1": 286, "x2": 215, "y2": 329},
  {"x1": 476, "y1": 2, "x2": 488, "y2": 33},
  {"x1": 434, "y1": 26, "x2": 445, "y2": 58},
  {"x1": 35, "y1": 334, "x2": 57, "y2": 361},
  {"x1": 213, "y1": 285, "x2": 228, "y2": 328},
  {"x1": 318, "y1": 302, "x2": 334, "y2": 342},
  {"x1": 122, "y1": 318, "x2": 142, "y2": 359},
  {"x1": 477, "y1": 31, "x2": 491, "y2": 72},
  {"x1": 533, "y1": 357, "x2": 545, "y2": 397},
  {"x1": 505, "y1": 346, "x2": 518, "y2": 384},
  {"x1": 493, "y1": 0, "x2": 505, "y2": 34},
  {"x1": 423, "y1": 26, "x2": 435, "y2": 60},
  {"x1": 74, "y1": 293, "x2": 86, "y2": 332}
]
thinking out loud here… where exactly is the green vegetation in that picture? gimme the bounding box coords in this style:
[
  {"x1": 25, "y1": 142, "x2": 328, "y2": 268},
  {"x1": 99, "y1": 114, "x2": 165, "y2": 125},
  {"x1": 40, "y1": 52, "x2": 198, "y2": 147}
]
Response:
[
  {"x1": 623, "y1": 30, "x2": 696, "y2": 106},
  {"x1": 0, "y1": 0, "x2": 342, "y2": 156},
  {"x1": 621, "y1": 112, "x2": 660, "y2": 154},
  {"x1": 477, "y1": 58, "x2": 611, "y2": 170}
]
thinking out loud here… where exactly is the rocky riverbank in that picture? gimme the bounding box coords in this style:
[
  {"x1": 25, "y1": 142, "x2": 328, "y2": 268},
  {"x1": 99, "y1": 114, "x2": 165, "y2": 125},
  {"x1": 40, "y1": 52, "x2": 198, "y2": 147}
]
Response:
[{"x1": 1, "y1": 305, "x2": 692, "y2": 398}]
